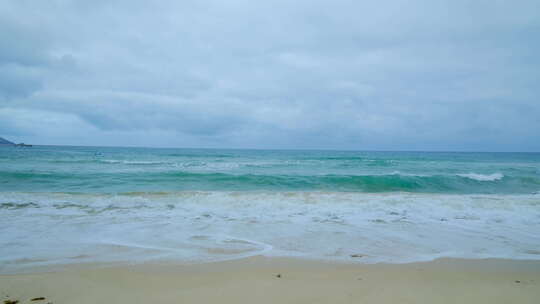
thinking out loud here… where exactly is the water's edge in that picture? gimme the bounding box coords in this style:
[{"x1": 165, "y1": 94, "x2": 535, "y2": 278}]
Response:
[{"x1": 2, "y1": 191, "x2": 539, "y2": 273}]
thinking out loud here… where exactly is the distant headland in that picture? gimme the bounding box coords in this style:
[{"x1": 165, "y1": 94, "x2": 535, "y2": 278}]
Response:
[{"x1": 0, "y1": 137, "x2": 32, "y2": 147}]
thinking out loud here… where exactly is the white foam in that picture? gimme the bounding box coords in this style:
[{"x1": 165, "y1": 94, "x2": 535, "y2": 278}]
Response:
[
  {"x1": 457, "y1": 172, "x2": 504, "y2": 181},
  {"x1": 389, "y1": 171, "x2": 429, "y2": 177},
  {"x1": 1, "y1": 191, "x2": 539, "y2": 273},
  {"x1": 101, "y1": 159, "x2": 169, "y2": 165}
]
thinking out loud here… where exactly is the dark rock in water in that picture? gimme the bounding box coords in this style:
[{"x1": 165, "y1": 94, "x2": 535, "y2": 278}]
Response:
[
  {"x1": 30, "y1": 297, "x2": 46, "y2": 301},
  {"x1": 350, "y1": 254, "x2": 366, "y2": 258},
  {"x1": 276, "y1": 274, "x2": 281, "y2": 278},
  {"x1": 0, "y1": 137, "x2": 15, "y2": 145},
  {"x1": 4, "y1": 300, "x2": 19, "y2": 304},
  {"x1": 515, "y1": 280, "x2": 521, "y2": 283}
]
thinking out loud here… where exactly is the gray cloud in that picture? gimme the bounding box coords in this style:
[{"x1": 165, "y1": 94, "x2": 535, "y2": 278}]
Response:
[{"x1": 0, "y1": 0, "x2": 539, "y2": 150}]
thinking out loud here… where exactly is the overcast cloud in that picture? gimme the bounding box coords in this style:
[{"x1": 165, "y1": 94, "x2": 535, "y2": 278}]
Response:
[{"x1": 1, "y1": 0, "x2": 539, "y2": 151}]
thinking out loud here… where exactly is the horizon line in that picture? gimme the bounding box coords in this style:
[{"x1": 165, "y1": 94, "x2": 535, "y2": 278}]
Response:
[{"x1": 4, "y1": 143, "x2": 539, "y2": 154}]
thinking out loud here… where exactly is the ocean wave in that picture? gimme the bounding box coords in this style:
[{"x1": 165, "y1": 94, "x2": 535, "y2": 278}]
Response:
[
  {"x1": 2, "y1": 191, "x2": 539, "y2": 211},
  {"x1": 457, "y1": 173, "x2": 504, "y2": 181},
  {"x1": 100, "y1": 159, "x2": 170, "y2": 165},
  {"x1": 0, "y1": 170, "x2": 537, "y2": 194}
]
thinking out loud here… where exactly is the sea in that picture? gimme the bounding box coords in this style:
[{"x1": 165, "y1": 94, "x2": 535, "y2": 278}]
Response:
[{"x1": 1, "y1": 145, "x2": 539, "y2": 273}]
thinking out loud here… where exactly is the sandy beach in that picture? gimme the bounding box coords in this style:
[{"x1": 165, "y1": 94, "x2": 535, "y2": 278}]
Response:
[
  {"x1": 1, "y1": 257, "x2": 539, "y2": 304},
  {"x1": 2, "y1": 0, "x2": 540, "y2": 301}
]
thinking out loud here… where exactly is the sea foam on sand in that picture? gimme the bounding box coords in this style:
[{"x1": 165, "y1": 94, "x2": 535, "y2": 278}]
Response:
[{"x1": 1, "y1": 191, "x2": 540, "y2": 273}]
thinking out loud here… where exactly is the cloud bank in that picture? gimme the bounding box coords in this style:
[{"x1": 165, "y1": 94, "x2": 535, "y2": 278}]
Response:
[{"x1": 1, "y1": 0, "x2": 539, "y2": 151}]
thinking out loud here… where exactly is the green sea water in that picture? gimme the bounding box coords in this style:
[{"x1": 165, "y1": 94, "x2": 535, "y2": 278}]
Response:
[{"x1": 1, "y1": 145, "x2": 539, "y2": 194}]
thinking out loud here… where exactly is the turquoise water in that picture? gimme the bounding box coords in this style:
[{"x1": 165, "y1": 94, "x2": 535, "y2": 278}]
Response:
[
  {"x1": 1, "y1": 145, "x2": 539, "y2": 194},
  {"x1": 1, "y1": 146, "x2": 540, "y2": 272}
]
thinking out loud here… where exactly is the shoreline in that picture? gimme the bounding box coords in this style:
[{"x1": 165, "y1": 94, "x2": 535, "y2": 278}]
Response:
[
  {"x1": 2, "y1": 257, "x2": 539, "y2": 304},
  {"x1": 4, "y1": 251, "x2": 540, "y2": 275}
]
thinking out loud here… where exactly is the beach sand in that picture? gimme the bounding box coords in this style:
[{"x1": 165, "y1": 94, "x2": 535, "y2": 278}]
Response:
[{"x1": 1, "y1": 257, "x2": 539, "y2": 304}]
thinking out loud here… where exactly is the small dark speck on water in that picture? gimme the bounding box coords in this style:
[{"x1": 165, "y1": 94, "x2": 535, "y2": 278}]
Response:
[
  {"x1": 276, "y1": 274, "x2": 281, "y2": 278},
  {"x1": 515, "y1": 280, "x2": 521, "y2": 283}
]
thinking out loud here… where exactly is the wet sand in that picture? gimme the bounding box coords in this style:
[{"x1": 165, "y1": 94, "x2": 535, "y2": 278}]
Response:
[{"x1": 1, "y1": 257, "x2": 539, "y2": 304}]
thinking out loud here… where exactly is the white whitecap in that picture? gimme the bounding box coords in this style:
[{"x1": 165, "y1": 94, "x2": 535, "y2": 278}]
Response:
[{"x1": 457, "y1": 172, "x2": 504, "y2": 181}]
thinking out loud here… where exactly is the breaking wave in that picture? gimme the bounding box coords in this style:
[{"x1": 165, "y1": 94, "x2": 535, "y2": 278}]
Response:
[
  {"x1": 457, "y1": 172, "x2": 504, "y2": 181},
  {"x1": 0, "y1": 170, "x2": 537, "y2": 194}
]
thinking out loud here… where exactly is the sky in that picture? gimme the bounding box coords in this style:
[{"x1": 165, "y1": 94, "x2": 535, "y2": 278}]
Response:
[{"x1": 0, "y1": 0, "x2": 539, "y2": 151}]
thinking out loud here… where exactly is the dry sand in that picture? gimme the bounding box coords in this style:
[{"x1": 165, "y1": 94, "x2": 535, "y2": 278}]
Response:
[{"x1": 1, "y1": 257, "x2": 539, "y2": 304}]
